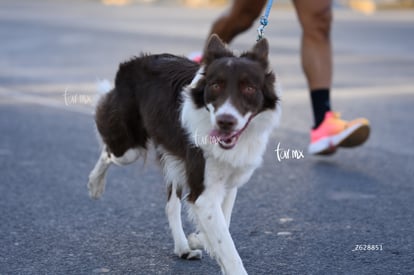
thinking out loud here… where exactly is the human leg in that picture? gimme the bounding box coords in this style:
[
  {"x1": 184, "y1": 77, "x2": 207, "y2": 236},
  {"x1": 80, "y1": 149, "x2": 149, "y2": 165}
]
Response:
[
  {"x1": 293, "y1": 0, "x2": 333, "y2": 127},
  {"x1": 209, "y1": 0, "x2": 266, "y2": 43},
  {"x1": 294, "y1": 0, "x2": 370, "y2": 154}
]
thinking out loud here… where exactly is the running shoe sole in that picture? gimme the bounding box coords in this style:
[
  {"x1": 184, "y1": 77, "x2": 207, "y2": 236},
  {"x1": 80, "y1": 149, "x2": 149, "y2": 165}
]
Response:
[{"x1": 308, "y1": 123, "x2": 370, "y2": 155}]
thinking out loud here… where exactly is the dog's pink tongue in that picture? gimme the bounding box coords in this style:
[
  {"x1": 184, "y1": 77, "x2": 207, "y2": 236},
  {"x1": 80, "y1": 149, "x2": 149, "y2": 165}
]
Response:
[
  {"x1": 210, "y1": 129, "x2": 231, "y2": 139},
  {"x1": 210, "y1": 129, "x2": 220, "y2": 138}
]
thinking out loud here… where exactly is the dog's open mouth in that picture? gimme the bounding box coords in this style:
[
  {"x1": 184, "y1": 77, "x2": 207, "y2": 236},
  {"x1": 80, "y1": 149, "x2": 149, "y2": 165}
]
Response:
[
  {"x1": 209, "y1": 113, "x2": 257, "y2": 150},
  {"x1": 210, "y1": 130, "x2": 242, "y2": 150}
]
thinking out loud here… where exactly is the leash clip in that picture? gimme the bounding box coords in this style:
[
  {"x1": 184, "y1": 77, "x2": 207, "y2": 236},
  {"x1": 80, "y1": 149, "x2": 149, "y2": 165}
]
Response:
[
  {"x1": 257, "y1": 16, "x2": 268, "y2": 41},
  {"x1": 256, "y1": 0, "x2": 274, "y2": 41}
]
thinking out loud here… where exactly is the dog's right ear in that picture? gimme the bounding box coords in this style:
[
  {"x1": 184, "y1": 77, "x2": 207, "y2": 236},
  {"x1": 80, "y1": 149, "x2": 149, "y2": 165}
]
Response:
[
  {"x1": 203, "y1": 34, "x2": 233, "y2": 64},
  {"x1": 240, "y1": 38, "x2": 269, "y2": 70}
]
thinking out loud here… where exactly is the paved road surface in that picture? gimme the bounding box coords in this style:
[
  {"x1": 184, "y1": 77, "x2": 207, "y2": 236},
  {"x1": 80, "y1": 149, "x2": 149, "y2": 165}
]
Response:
[{"x1": 0, "y1": 0, "x2": 413, "y2": 274}]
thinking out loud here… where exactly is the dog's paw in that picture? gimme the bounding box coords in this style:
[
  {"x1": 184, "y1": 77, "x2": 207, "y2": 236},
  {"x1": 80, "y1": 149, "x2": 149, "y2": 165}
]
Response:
[
  {"x1": 178, "y1": 249, "x2": 203, "y2": 260},
  {"x1": 188, "y1": 232, "x2": 205, "y2": 250},
  {"x1": 174, "y1": 243, "x2": 202, "y2": 260},
  {"x1": 87, "y1": 175, "x2": 105, "y2": 199}
]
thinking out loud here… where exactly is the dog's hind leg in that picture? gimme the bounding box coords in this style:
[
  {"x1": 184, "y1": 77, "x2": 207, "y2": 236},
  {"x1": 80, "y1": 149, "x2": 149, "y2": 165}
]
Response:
[
  {"x1": 90, "y1": 88, "x2": 147, "y2": 199},
  {"x1": 166, "y1": 183, "x2": 202, "y2": 260},
  {"x1": 110, "y1": 148, "x2": 143, "y2": 166},
  {"x1": 88, "y1": 147, "x2": 112, "y2": 199},
  {"x1": 88, "y1": 147, "x2": 142, "y2": 199}
]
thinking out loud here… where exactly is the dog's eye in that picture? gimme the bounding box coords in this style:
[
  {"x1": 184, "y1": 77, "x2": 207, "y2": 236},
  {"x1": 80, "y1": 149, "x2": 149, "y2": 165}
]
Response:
[
  {"x1": 242, "y1": 85, "x2": 256, "y2": 95},
  {"x1": 210, "y1": 83, "x2": 221, "y2": 92}
]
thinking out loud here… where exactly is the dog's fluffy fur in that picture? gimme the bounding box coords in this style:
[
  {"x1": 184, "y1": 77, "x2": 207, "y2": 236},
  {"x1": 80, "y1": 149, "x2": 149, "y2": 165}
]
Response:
[{"x1": 88, "y1": 35, "x2": 281, "y2": 274}]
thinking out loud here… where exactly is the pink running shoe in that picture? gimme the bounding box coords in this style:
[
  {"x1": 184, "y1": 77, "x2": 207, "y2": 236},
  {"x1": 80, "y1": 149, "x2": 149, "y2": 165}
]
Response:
[{"x1": 308, "y1": 111, "x2": 370, "y2": 155}]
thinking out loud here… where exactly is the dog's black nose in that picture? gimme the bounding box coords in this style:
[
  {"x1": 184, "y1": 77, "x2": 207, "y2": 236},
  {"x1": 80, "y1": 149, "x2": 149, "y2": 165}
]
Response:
[{"x1": 216, "y1": 114, "x2": 237, "y2": 131}]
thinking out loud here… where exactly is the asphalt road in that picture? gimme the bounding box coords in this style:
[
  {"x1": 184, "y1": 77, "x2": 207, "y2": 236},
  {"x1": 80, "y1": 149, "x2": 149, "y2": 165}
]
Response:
[{"x1": 0, "y1": 0, "x2": 413, "y2": 274}]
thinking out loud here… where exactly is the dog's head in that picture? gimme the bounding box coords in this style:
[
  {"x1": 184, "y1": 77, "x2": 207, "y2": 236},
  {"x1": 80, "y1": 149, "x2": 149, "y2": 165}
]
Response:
[{"x1": 190, "y1": 34, "x2": 279, "y2": 150}]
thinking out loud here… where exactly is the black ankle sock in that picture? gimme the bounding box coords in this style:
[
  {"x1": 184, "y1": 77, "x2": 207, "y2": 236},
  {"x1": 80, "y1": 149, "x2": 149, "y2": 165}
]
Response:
[{"x1": 311, "y1": 88, "x2": 331, "y2": 129}]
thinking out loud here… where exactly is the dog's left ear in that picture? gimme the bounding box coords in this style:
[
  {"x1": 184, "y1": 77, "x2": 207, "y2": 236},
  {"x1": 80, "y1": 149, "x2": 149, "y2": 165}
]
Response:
[
  {"x1": 203, "y1": 34, "x2": 233, "y2": 65},
  {"x1": 242, "y1": 38, "x2": 269, "y2": 70}
]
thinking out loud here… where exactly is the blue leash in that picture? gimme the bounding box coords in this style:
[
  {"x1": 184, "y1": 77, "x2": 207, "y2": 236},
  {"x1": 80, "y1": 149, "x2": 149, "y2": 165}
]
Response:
[{"x1": 257, "y1": 0, "x2": 274, "y2": 41}]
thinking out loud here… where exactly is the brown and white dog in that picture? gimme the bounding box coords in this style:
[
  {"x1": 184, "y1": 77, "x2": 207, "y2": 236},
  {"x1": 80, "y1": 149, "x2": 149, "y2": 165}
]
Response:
[{"x1": 87, "y1": 35, "x2": 281, "y2": 274}]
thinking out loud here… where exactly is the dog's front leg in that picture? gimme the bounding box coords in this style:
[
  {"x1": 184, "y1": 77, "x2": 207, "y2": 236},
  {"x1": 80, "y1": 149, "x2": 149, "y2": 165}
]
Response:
[
  {"x1": 188, "y1": 188, "x2": 236, "y2": 250},
  {"x1": 166, "y1": 183, "x2": 202, "y2": 260},
  {"x1": 222, "y1": 187, "x2": 237, "y2": 228},
  {"x1": 192, "y1": 184, "x2": 247, "y2": 275},
  {"x1": 222, "y1": 167, "x2": 255, "y2": 228}
]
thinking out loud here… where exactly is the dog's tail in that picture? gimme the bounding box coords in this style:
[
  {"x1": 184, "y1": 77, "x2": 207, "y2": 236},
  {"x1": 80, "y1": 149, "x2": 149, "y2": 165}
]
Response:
[
  {"x1": 92, "y1": 79, "x2": 112, "y2": 109},
  {"x1": 96, "y1": 79, "x2": 112, "y2": 94}
]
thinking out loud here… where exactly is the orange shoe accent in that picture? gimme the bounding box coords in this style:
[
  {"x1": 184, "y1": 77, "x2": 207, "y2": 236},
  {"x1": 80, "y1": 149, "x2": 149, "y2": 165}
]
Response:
[{"x1": 308, "y1": 111, "x2": 370, "y2": 155}]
